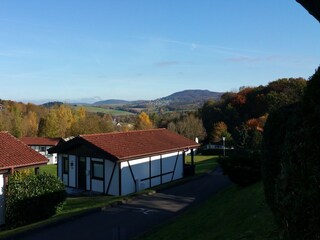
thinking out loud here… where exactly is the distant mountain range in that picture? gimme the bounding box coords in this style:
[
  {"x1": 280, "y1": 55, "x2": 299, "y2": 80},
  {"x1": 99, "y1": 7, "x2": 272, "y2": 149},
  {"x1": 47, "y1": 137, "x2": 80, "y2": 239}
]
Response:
[
  {"x1": 40, "y1": 90, "x2": 224, "y2": 112},
  {"x1": 93, "y1": 89, "x2": 223, "y2": 106},
  {"x1": 93, "y1": 99, "x2": 132, "y2": 105}
]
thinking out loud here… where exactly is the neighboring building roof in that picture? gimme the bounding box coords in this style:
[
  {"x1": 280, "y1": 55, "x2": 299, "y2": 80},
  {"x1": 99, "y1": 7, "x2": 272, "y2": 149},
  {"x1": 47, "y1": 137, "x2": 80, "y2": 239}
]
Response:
[
  {"x1": 0, "y1": 132, "x2": 48, "y2": 170},
  {"x1": 49, "y1": 128, "x2": 200, "y2": 161},
  {"x1": 20, "y1": 137, "x2": 62, "y2": 146}
]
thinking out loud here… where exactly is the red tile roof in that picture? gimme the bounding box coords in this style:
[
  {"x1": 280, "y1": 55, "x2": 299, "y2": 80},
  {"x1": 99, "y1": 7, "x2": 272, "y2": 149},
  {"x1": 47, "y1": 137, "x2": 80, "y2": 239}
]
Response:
[
  {"x1": 0, "y1": 132, "x2": 48, "y2": 170},
  {"x1": 20, "y1": 137, "x2": 61, "y2": 146},
  {"x1": 50, "y1": 129, "x2": 199, "y2": 161}
]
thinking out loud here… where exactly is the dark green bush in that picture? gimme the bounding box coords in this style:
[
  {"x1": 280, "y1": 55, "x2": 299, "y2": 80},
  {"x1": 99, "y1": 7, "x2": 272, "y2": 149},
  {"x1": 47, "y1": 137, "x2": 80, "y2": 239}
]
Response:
[
  {"x1": 218, "y1": 149, "x2": 261, "y2": 186},
  {"x1": 262, "y1": 66, "x2": 320, "y2": 239},
  {"x1": 5, "y1": 171, "x2": 66, "y2": 227},
  {"x1": 199, "y1": 148, "x2": 224, "y2": 156}
]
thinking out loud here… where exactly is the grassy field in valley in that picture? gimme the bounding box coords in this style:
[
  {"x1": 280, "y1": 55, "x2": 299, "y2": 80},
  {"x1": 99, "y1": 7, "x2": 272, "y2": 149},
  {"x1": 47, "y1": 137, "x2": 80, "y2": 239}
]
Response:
[
  {"x1": 76, "y1": 105, "x2": 134, "y2": 116},
  {"x1": 137, "y1": 182, "x2": 279, "y2": 240}
]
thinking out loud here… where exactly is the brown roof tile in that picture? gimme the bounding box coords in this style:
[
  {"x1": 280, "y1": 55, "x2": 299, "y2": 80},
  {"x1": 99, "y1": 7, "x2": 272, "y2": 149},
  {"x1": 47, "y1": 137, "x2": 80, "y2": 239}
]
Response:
[
  {"x1": 50, "y1": 129, "x2": 199, "y2": 161},
  {"x1": 20, "y1": 137, "x2": 62, "y2": 146},
  {"x1": 0, "y1": 132, "x2": 48, "y2": 170},
  {"x1": 80, "y1": 128, "x2": 199, "y2": 160}
]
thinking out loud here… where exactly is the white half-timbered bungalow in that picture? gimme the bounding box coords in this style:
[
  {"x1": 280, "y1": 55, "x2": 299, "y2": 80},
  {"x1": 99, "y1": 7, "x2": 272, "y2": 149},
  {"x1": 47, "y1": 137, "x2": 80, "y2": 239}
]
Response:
[
  {"x1": 0, "y1": 132, "x2": 48, "y2": 225},
  {"x1": 48, "y1": 129, "x2": 199, "y2": 196},
  {"x1": 20, "y1": 137, "x2": 64, "y2": 165}
]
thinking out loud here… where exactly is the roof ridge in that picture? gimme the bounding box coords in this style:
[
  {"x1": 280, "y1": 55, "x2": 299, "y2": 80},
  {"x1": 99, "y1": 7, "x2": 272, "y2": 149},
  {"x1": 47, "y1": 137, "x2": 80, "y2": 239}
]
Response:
[{"x1": 80, "y1": 128, "x2": 166, "y2": 138}]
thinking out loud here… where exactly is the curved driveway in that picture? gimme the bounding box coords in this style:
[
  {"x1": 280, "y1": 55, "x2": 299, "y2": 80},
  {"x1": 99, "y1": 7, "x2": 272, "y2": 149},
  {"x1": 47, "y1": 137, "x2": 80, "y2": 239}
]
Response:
[{"x1": 7, "y1": 169, "x2": 231, "y2": 240}]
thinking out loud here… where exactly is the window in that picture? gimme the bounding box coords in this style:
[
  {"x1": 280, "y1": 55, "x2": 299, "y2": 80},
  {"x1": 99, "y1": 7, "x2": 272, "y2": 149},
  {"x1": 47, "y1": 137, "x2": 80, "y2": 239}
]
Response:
[
  {"x1": 92, "y1": 161, "x2": 104, "y2": 180},
  {"x1": 40, "y1": 146, "x2": 46, "y2": 152},
  {"x1": 63, "y1": 156, "x2": 69, "y2": 174}
]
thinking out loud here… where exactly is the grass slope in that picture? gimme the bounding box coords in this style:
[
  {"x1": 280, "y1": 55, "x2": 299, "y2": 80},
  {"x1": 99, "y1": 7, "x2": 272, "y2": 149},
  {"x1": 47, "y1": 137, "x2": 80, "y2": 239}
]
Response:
[
  {"x1": 39, "y1": 164, "x2": 57, "y2": 176},
  {"x1": 138, "y1": 182, "x2": 279, "y2": 240},
  {"x1": 77, "y1": 106, "x2": 133, "y2": 116}
]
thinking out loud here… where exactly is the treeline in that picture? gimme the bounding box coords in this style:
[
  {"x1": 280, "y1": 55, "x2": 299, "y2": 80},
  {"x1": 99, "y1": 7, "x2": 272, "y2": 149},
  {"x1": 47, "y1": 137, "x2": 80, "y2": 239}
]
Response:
[
  {"x1": 0, "y1": 101, "x2": 116, "y2": 138},
  {"x1": 199, "y1": 77, "x2": 307, "y2": 148},
  {"x1": 0, "y1": 77, "x2": 307, "y2": 142}
]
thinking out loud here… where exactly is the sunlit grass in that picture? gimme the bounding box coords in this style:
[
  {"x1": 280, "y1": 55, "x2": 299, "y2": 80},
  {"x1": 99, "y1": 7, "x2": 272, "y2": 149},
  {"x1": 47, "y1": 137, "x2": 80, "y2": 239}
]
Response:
[
  {"x1": 137, "y1": 182, "x2": 279, "y2": 240},
  {"x1": 39, "y1": 164, "x2": 57, "y2": 176}
]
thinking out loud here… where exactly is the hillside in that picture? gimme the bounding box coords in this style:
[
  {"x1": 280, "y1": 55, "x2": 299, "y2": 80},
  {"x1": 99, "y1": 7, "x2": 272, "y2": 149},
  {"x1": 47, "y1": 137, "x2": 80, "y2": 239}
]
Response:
[
  {"x1": 91, "y1": 89, "x2": 224, "y2": 112},
  {"x1": 94, "y1": 90, "x2": 222, "y2": 107},
  {"x1": 93, "y1": 99, "x2": 131, "y2": 105},
  {"x1": 160, "y1": 89, "x2": 223, "y2": 104}
]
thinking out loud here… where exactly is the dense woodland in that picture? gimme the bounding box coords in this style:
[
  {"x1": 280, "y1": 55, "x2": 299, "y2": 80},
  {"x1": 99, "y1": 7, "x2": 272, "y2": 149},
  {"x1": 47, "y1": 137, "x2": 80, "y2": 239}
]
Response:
[{"x1": 200, "y1": 78, "x2": 307, "y2": 148}]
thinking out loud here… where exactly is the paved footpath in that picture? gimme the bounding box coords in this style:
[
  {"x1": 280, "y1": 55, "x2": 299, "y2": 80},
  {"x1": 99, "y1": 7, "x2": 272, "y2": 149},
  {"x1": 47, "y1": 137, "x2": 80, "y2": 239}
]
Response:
[{"x1": 8, "y1": 169, "x2": 231, "y2": 240}]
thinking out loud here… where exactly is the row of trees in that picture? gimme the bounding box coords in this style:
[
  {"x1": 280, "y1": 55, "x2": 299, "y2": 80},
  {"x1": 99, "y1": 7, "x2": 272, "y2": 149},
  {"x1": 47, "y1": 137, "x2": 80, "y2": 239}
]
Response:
[{"x1": 0, "y1": 102, "x2": 118, "y2": 138}]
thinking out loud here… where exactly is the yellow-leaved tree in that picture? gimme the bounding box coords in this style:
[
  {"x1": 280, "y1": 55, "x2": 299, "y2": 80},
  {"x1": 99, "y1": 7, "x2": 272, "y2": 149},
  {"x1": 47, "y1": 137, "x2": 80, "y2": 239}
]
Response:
[{"x1": 134, "y1": 112, "x2": 153, "y2": 130}]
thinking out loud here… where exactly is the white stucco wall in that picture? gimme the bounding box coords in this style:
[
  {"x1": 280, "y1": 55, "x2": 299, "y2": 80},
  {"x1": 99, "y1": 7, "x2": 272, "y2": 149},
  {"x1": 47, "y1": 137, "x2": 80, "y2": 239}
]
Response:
[
  {"x1": 31, "y1": 146, "x2": 57, "y2": 165},
  {"x1": 0, "y1": 174, "x2": 5, "y2": 225},
  {"x1": 57, "y1": 155, "x2": 62, "y2": 180},
  {"x1": 104, "y1": 160, "x2": 119, "y2": 195},
  {"x1": 120, "y1": 151, "x2": 184, "y2": 196},
  {"x1": 47, "y1": 153, "x2": 58, "y2": 165}
]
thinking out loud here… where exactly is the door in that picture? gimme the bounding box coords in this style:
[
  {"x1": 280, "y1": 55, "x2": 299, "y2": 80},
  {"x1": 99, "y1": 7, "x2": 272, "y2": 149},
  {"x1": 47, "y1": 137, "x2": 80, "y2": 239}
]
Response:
[{"x1": 78, "y1": 157, "x2": 87, "y2": 190}]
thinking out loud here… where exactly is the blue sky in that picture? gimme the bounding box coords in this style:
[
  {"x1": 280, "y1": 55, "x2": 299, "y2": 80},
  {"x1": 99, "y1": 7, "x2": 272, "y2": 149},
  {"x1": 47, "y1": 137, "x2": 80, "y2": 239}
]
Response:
[{"x1": 0, "y1": 1, "x2": 319, "y2": 103}]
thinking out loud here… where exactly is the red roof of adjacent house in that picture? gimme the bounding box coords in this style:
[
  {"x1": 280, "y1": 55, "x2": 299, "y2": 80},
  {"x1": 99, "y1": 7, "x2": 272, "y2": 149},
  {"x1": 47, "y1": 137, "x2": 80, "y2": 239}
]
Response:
[
  {"x1": 0, "y1": 132, "x2": 48, "y2": 170},
  {"x1": 20, "y1": 137, "x2": 62, "y2": 146},
  {"x1": 50, "y1": 129, "x2": 199, "y2": 161}
]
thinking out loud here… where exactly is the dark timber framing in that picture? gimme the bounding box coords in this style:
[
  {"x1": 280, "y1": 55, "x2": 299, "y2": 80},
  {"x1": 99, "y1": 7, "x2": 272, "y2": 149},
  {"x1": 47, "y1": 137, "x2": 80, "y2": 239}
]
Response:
[
  {"x1": 106, "y1": 162, "x2": 117, "y2": 195},
  {"x1": 171, "y1": 151, "x2": 180, "y2": 181},
  {"x1": 55, "y1": 148, "x2": 196, "y2": 195},
  {"x1": 160, "y1": 155, "x2": 163, "y2": 184},
  {"x1": 118, "y1": 162, "x2": 122, "y2": 196},
  {"x1": 126, "y1": 161, "x2": 137, "y2": 192},
  {"x1": 149, "y1": 157, "x2": 152, "y2": 188}
]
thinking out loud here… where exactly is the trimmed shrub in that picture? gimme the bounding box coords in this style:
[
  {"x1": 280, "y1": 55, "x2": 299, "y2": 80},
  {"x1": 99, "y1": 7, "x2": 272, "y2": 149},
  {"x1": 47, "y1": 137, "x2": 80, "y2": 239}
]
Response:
[
  {"x1": 5, "y1": 171, "x2": 66, "y2": 227},
  {"x1": 262, "y1": 66, "x2": 320, "y2": 239},
  {"x1": 199, "y1": 148, "x2": 224, "y2": 156},
  {"x1": 218, "y1": 149, "x2": 261, "y2": 186}
]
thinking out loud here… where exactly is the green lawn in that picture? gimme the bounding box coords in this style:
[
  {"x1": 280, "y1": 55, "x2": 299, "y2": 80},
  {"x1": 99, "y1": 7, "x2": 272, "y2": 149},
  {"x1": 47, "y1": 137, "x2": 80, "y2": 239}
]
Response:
[
  {"x1": 76, "y1": 106, "x2": 134, "y2": 116},
  {"x1": 137, "y1": 182, "x2": 279, "y2": 240},
  {"x1": 186, "y1": 155, "x2": 219, "y2": 174},
  {"x1": 0, "y1": 155, "x2": 220, "y2": 239},
  {"x1": 39, "y1": 164, "x2": 57, "y2": 176}
]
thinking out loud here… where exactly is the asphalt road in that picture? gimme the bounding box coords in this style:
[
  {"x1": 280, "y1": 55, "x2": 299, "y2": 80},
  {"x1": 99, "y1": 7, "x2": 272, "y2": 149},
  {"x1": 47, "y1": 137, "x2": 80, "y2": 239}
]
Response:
[{"x1": 8, "y1": 169, "x2": 231, "y2": 240}]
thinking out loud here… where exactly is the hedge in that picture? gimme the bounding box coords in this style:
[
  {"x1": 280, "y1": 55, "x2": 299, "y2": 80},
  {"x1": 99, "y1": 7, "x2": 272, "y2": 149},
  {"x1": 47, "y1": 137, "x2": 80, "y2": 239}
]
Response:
[
  {"x1": 218, "y1": 149, "x2": 261, "y2": 186},
  {"x1": 5, "y1": 171, "x2": 66, "y2": 227},
  {"x1": 262, "y1": 66, "x2": 320, "y2": 239}
]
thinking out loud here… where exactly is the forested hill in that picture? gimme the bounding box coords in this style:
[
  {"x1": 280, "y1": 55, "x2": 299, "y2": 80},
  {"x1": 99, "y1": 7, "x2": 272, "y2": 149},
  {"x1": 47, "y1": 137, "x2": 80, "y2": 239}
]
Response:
[{"x1": 160, "y1": 90, "x2": 223, "y2": 104}]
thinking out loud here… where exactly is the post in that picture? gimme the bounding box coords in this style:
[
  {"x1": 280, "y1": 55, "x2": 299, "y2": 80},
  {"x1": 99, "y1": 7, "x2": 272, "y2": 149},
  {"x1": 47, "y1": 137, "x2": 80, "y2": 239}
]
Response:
[
  {"x1": 222, "y1": 137, "x2": 226, "y2": 157},
  {"x1": 191, "y1": 149, "x2": 194, "y2": 166}
]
